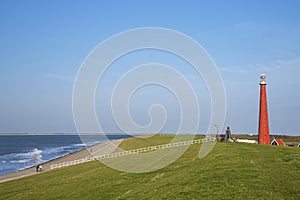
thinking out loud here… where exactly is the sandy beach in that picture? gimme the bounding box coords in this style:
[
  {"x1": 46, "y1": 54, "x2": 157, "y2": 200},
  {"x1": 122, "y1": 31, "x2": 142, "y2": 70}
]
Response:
[{"x1": 0, "y1": 139, "x2": 124, "y2": 183}]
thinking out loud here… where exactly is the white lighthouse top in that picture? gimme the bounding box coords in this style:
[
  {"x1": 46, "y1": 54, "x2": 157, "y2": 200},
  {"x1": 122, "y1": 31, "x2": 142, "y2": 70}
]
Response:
[{"x1": 260, "y1": 74, "x2": 267, "y2": 84}]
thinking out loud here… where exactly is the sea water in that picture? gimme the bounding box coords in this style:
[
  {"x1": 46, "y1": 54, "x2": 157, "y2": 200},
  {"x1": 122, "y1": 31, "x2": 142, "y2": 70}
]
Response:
[{"x1": 0, "y1": 134, "x2": 130, "y2": 176}]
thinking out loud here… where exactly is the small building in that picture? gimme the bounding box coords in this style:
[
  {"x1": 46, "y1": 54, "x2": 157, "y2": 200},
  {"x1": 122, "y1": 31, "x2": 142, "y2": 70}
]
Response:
[{"x1": 270, "y1": 138, "x2": 285, "y2": 146}]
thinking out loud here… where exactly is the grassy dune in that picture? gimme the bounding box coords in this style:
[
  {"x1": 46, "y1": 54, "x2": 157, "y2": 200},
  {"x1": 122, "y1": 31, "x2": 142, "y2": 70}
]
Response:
[{"x1": 0, "y1": 134, "x2": 299, "y2": 199}]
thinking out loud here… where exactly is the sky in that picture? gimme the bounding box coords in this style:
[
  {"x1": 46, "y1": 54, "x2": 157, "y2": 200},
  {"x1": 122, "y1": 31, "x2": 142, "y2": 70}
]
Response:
[{"x1": 0, "y1": 0, "x2": 299, "y2": 135}]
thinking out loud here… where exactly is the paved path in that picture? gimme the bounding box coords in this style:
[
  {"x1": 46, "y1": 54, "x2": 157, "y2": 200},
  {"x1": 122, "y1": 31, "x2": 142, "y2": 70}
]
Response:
[{"x1": 0, "y1": 139, "x2": 124, "y2": 183}]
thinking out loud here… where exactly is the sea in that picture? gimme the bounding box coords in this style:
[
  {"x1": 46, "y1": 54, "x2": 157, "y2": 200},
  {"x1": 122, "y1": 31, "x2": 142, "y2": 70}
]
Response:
[{"x1": 0, "y1": 134, "x2": 131, "y2": 176}]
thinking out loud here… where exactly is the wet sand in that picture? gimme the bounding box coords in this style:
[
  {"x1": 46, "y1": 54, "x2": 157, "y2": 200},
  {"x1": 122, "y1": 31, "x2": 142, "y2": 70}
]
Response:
[{"x1": 0, "y1": 139, "x2": 124, "y2": 183}]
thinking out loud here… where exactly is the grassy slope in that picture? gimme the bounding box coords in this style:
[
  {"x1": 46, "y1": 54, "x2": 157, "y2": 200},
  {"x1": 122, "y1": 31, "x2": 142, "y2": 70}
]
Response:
[{"x1": 0, "y1": 135, "x2": 299, "y2": 200}]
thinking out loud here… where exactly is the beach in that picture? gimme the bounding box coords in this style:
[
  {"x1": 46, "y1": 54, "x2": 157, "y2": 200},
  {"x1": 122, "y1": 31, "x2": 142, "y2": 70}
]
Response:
[{"x1": 0, "y1": 139, "x2": 124, "y2": 183}]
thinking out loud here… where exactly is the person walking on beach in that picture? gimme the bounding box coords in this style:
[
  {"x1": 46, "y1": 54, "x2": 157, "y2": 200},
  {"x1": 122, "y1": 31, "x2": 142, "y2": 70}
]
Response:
[{"x1": 36, "y1": 164, "x2": 40, "y2": 172}]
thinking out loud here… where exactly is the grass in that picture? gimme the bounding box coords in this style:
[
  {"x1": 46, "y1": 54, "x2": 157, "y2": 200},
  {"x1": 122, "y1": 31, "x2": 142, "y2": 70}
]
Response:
[{"x1": 0, "y1": 134, "x2": 299, "y2": 199}]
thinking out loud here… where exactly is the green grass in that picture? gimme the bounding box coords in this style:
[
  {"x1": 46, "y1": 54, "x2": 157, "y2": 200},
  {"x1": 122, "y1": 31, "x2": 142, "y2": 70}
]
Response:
[{"x1": 0, "y1": 134, "x2": 299, "y2": 200}]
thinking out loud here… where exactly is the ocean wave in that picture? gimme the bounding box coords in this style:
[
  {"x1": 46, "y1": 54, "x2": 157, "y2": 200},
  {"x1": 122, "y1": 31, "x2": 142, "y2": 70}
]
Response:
[
  {"x1": 0, "y1": 148, "x2": 44, "y2": 176},
  {"x1": 43, "y1": 146, "x2": 70, "y2": 155},
  {"x1": 10, "y1": 159, "x2": 29, "y2": 163},
  {"x1": 72, "y1": 141, "x2": 102, "y2": 147},
  {"x1": 73, "y1": 143, "x2": 86, "y2": 147},
  {"x1": 0, "y1": 148, "x2": 43, "y2": 161},
  {"x1": 41, "y1": 141, "x2": 101, "y2": 157}
]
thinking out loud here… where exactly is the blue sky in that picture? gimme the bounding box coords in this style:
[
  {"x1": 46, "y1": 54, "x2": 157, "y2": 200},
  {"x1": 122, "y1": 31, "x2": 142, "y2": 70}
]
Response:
[{"x1": 0, "y1": 0, "x2": 299, "y2": 135}]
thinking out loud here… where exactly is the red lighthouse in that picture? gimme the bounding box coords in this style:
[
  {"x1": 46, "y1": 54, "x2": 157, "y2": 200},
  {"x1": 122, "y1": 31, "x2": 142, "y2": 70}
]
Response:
[{"x1": 258, "y1": 74, "x2": 270, "y2": 144}]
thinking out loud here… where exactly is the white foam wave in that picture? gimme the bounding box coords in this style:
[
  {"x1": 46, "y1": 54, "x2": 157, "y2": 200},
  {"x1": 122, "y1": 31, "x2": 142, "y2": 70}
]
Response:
[
  {"x1": 0, "y1": 148, "x2": 43, "y2": 164},
  {"x1": 10, "y1": 159, "x2": 28, "y2": 163},
  {"x1": 73, "y1": 143, "x2": 86, "y2": 147},
  {"x1": 16, "y1": 148, "x2": 42, "y2": 159}
]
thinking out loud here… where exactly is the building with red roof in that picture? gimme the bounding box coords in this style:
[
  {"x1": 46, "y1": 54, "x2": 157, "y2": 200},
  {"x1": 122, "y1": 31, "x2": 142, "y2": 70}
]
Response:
[{"x1": 270, "y1": 138, "x2": 286, "y2": 146}]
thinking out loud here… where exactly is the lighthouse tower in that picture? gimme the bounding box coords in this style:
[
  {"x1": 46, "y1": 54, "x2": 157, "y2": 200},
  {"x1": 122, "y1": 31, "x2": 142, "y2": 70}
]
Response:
[{"x1": 258, "y1": 74, "x2": 270, "y2": 144}]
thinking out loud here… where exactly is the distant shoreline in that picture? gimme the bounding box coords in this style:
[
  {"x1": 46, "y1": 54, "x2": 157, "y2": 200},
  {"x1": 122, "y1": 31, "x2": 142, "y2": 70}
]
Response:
[
  {"x1": 0, "y1": 133, "x2": 127, "y2": 136},
  {"x1": 0, "y1": 133, "x2": 299, "y2": 136}
]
